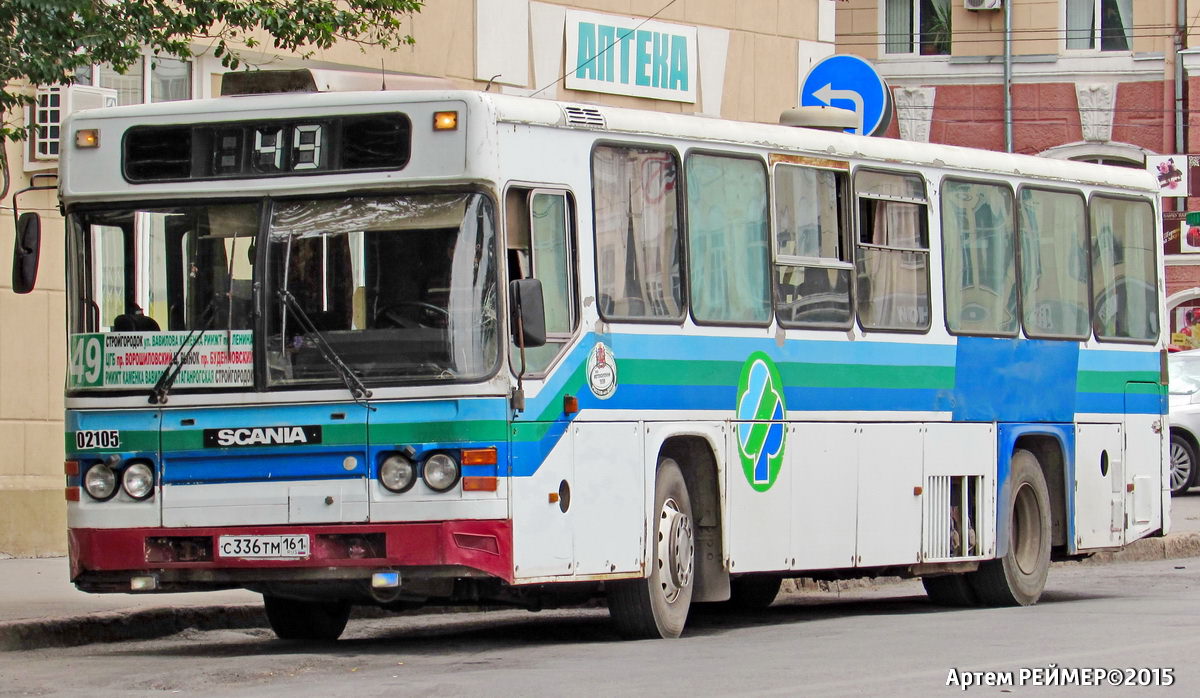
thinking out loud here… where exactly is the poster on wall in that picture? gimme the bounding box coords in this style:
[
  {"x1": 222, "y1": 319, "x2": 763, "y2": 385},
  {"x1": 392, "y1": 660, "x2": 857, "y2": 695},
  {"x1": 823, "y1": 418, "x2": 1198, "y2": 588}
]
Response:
[{"x1": 1147, "y1": 154, "x2": 1189, "y2": 197}]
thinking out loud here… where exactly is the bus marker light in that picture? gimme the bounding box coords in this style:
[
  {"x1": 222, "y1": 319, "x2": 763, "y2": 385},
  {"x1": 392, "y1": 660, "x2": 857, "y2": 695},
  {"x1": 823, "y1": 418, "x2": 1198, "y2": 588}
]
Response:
[
  {"x1": 372, "y1": 571, "x2": 401, "y2": 588},
  {"x1": 74, "y1": 129, "x2": 99, "y2": 148},
  {"x1": 913, "y1": 486, "x2": 923, "y2": 496},
  {"x1": 433, "y1": 111, "x2": 458, "y2": 130},
  {"x1": 130, "y1": 575, "x2": 158, "y2": 591},
  {"x1": 563, "y1": 395, "x2": 578, "y2": 415},
  {"x1": 64, "y1": 460, "x2": 80, "y2": 476},
  {"x1": 461, "y1": 448, "x2": 497, "y2": 466},
  {"x1": 1127, "y1": 483, "x2": 1135, "y2": 492},
  {"x1": 65, "y1": 487, "x2": 79, "y2": 502},
  {"x1": 548, "y1": 492, "x2": 560, "y2": 504},
  {"x1": 463, "y1": 476, "x2": 497, "y2": 492}
]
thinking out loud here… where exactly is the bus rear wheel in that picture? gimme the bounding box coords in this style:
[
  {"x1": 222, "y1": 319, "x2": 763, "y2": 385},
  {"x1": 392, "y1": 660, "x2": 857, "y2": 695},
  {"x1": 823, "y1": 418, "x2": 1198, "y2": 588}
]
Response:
[
  {"x1": 263, "y1": 595, "x2": 352, "y2": 641},
  {"x1": 607, "y1": 457, "x2": 694, "y2": 639},
  {"x1": 968, "y1": 449, "x2": 1051, "y2": 606}
]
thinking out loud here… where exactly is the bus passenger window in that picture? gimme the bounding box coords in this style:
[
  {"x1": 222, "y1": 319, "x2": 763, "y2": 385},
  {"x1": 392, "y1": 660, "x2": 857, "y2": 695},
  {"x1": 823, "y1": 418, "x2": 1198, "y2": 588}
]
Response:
[
  {"x1": 506, "y1": 187, "x2": 577, "y2": 374},
  {"x1": 685, "y1": 153, "x2": 771, "y2": 325},
  {"x1": 1018, "y1": 188, "x2": 1090, "y2": 339},
  {"x1": 855, "y1": 170, "x2": 930, "y2": 332},
  {"x1": 1091, "y1": 196, "x2": 1157, "y2": 342},
  {"x1": 592, "y1": 145, "x2": 684, "y2": 321},
  {"x1": 773, "y1": 162, "x2": 852, "y2": 328},
  {"x1": 941, "y1": 180, "x2": 1017, "y2": 336}
]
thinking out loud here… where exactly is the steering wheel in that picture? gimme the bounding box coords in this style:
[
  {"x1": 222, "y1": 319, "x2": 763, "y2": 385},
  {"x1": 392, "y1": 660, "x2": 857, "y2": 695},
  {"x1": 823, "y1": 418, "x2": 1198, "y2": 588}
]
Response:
[{"x1": 375, "y1": 301, "x2": 450, "y2": 329}]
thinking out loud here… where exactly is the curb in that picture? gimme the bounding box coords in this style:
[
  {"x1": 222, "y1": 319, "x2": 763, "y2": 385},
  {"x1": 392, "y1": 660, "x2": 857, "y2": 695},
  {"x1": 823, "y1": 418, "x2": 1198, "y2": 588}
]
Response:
[{"x1": 4, "y1": 532, "x2": 1199, "y2": 652}]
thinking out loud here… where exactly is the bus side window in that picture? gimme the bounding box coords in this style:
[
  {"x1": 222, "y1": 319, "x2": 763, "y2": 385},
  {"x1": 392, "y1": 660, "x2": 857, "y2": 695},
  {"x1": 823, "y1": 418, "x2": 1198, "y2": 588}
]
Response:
[
  {"x1": 507, "y1": 187, "x2": 577, "y2": 374},
  {"x1": 854, "y1": 170, "x2": 931, "y2": 332},
  {"x1": 1017, "y1": 188, "x2": 1090, "y2": 340},
  {"x1": 773, "y1": 162, "x2": 852, "y2": 329},
  {"x1": 941, "y1": 179, "x2": 1017, "y2": 337},
  {"x1": 685, "y1": 152, "x2": 771, "y2": 326},
  {"x1": 1090, "y1": 196, "x2": 1158, "y2": 343}
]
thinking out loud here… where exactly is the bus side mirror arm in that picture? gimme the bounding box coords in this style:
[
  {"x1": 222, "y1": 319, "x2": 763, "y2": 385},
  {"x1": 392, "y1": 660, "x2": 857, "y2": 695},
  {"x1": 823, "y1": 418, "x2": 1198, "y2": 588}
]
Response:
[
  {"x1": 509, "y1": 278, "x2": 547, "y2": 413},
  {"x1": 11, "y1": 212, "x2": 42, "y2": 294}
]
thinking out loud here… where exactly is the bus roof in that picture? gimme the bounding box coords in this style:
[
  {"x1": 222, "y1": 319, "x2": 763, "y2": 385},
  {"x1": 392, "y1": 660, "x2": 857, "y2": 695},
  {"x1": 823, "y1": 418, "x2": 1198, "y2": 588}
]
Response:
[{"x1": 65, "y1": 88, "x2": 1159, "y2": 195}]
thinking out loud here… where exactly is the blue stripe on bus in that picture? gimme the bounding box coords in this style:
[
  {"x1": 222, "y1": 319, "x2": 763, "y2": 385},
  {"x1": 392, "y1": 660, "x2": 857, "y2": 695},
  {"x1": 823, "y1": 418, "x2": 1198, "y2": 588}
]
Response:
[{"x1": 952, "y1": 337, "x2": 1079, "y2": 422}]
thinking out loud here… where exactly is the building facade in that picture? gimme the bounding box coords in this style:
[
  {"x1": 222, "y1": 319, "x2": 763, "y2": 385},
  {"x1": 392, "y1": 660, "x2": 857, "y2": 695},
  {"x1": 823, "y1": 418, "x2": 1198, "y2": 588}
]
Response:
[{"x1": 0, "y1": 0, "x2": 836, "y2": 556}]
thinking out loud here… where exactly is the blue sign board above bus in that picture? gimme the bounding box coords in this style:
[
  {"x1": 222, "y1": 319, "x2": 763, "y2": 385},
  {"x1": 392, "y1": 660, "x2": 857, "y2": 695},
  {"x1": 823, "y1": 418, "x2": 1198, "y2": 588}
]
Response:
[{"x1": 799, "y1": 54, "x2": 893, "y2": 136}]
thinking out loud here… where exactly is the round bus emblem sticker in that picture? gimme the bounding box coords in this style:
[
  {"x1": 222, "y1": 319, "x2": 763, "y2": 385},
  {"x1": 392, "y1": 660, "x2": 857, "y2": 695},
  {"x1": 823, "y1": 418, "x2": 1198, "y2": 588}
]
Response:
[
  {"x1": 736, "y1": 352, "x2": 786, "y2": 492},
  {"x1": 587, "y1": 342, "x2": 617, "y2": 399}
]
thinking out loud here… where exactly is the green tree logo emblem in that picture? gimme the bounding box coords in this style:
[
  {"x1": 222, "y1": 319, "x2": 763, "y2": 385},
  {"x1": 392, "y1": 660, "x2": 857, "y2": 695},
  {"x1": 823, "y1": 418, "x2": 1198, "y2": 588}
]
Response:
[{"x1": 735, "y1": 352, "x2": 786, "y2": 492}]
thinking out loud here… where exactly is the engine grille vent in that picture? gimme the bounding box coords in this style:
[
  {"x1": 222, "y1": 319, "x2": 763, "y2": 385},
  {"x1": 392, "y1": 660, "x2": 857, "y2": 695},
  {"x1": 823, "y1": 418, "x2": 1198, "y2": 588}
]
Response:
[{"x1": 562, "y1": 105, "x2": 606, "y2": 129}]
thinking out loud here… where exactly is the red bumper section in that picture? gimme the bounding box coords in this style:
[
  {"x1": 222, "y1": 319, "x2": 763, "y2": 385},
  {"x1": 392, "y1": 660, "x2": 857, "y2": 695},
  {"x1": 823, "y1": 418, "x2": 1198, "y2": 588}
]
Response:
[{"x1": 69, "y1": 520, "x2": 514, "y2": 585}]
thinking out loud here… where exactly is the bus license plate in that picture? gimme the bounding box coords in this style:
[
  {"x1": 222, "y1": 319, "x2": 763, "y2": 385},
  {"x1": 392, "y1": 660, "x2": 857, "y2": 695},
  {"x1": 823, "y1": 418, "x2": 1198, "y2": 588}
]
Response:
[{"x1": 217, "y1": 535, "x2": 310, "y2": 560}]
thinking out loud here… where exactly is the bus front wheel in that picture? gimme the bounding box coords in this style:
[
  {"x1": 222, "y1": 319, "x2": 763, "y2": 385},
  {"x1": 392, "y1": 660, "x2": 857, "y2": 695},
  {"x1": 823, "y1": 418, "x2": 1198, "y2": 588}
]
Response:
[
  {"x1": 263, "y1": 595, "x2": 352, "y2": 641},
  {"x1": 968, "y1": 449, "x2": 1051, "y2": 606},
  {"x1": 607, "y1": 457, "x2": 695, "y2": 639}
]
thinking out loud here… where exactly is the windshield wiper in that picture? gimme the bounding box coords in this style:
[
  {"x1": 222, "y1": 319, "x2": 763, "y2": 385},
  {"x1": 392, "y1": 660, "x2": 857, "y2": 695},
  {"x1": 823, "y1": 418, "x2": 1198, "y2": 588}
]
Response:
[
  {"x1": 148, "y1": 304, "x2": 215, "y2": 405},
  {"x1": 277, "y1": 288, "x2": 374, "y2": 408}
]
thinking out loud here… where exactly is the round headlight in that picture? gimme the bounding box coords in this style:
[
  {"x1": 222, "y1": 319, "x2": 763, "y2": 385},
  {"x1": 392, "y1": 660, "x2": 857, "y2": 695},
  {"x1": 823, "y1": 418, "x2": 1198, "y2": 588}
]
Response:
[
  {"x1": 422, "y1": 453, "x2": 460, "y2": 492},
  {"x1": 379, "y1": 454, "x2": 416, "y2": 493},
  {"x1": 83, "y1": 463, "x2": 118, "y2": 501},
  {"x1": 122, "y1": 461, "x2": 155, "y2": 500}
]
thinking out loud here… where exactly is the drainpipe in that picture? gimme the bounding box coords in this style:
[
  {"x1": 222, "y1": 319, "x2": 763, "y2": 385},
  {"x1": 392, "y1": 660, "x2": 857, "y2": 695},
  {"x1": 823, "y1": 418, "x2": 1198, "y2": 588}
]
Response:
[
  {"x1": 1004, "y1": 0, "x2": 1013, "y2": 153},
  {"x1": 1177, "y1": 0, "x2": 1186, "y2": 154}
]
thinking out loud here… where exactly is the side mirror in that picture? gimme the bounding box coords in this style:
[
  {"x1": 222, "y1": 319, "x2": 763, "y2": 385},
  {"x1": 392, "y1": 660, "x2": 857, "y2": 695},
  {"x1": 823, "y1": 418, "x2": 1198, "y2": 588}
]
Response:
[
  {"x1": 11, "y1": 212, "x2": 41, "y2": 294},
  {"x1": 509, "y1": 278, "x2": 547, "y2": 348}
]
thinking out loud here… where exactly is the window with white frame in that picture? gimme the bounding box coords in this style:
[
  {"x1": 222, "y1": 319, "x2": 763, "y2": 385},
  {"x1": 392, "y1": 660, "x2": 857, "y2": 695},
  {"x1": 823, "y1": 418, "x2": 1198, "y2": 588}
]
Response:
[
  {"x1": 1066, "y1": 0, "x2": 1132, "y2": 51},
  {"x1": 74, "y1": 53, "x2": 192, "y2": 105},
  {"x1": 883, "y1": 0, "x2": 951, "y2": 56}
]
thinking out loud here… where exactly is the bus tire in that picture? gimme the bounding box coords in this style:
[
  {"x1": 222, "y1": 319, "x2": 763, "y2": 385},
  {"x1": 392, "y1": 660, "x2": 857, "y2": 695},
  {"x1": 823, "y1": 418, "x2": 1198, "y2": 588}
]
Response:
[
  {"x1": 607, "y1": 457, "x2": 694, "y2": 639},
  {"x1": 968, "y1": 449, "x2": 1051, "y2": 606},
  {"x1": 263, "y1": 595, "x2": 352, "y2": 641},
  {"x1": 922, "y1": 573, "x2": 977, "y2": 606}
]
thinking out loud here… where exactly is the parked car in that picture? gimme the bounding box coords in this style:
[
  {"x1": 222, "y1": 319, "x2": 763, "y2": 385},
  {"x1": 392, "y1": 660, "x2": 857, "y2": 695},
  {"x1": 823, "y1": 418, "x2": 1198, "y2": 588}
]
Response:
[{"x1": 1168, "y1": 350, "x2": 1200, "y2": 495}]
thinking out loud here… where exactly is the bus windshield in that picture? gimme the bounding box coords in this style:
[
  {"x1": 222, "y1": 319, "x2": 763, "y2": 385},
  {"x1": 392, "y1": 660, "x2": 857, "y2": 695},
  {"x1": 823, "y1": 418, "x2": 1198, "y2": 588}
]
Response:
[
  {"x1": 64, "y1": 192, "x2": 500, "y2": 393},
  {"x1": 265, "y1": 192, "x2": 499, "y2": 386}
]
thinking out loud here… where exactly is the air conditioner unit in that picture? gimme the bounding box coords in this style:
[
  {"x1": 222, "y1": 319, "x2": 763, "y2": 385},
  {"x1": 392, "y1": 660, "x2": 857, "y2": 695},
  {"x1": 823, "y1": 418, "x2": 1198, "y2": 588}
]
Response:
[
  {"x1": 27, "y1": 84, "x2": 118, "y2": 164},
  {"x1": 964, "y1": 0, "x2": 1003, "y2": 10}
]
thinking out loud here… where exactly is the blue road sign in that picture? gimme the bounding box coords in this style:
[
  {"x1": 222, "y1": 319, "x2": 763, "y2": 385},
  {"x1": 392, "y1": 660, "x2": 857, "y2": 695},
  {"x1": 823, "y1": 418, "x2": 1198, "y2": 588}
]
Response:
[{"x1": 800, "y1": 54, "x2": 893, "y2": 136}]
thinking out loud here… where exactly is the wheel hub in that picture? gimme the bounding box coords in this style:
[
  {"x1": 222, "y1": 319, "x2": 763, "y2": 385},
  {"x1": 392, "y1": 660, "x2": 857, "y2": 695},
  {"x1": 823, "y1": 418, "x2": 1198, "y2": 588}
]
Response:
[{"x1": 656, "y1": 497, "x2": 694, "y2": 602}]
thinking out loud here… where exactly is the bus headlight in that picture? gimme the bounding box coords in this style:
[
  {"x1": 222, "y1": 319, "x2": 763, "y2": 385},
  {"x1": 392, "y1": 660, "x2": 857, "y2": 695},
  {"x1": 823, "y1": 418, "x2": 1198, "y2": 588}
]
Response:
[
  {"x1": 83, "y1": 462, "x2": 118, "y2": 501},
  {"x1": 379, "y1": 454, "x2": 417, "y2": 493},
  {"x1": 422, "y1": 453, "x2": 460, "y2": 492},
  {"x1": 122, "y1": 461, "x2": 155, "y2": 500}
]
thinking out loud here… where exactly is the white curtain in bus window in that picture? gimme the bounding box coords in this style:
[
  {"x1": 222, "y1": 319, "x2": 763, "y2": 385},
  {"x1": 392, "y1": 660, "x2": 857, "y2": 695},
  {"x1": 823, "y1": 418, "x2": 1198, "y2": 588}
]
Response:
[
  {"x1": 90, "y1": 225, "x2": 127, "y2": 331},
  {"x1": 1090, "y1": 196, "x2": 1158, "y2": 342},
  {"x1": 941, "y1": 180, "x2": 1017, "y2": 336},
  {"x1": 685, "y1": 154, "x2": 771, "y2": 325},
  {"x1": 773, "y1": 164, "x2": 851, "y2": 328},
  {"x1": 591, "y1": 145, "x2": 683, "y2": 320},
  {"x1": 855, "y1": 171, "x2": 930, "y2": 332},
  {"x1": 1018, "y1": 189, "x2": 1090, "y2": 339}
]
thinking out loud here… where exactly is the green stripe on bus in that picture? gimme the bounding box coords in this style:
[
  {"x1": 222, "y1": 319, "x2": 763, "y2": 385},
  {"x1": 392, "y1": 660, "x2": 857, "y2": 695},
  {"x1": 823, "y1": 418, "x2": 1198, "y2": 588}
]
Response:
[{"x1": 1076, "y1": 371, "x2": 1163, "y2": 393}]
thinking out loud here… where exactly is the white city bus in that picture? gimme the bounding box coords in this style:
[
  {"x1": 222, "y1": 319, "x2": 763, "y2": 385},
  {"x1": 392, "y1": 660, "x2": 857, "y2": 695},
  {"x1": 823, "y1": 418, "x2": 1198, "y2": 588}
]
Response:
[{"x1": 14, "y1": 69, "x2": 1168, "y2": 640}]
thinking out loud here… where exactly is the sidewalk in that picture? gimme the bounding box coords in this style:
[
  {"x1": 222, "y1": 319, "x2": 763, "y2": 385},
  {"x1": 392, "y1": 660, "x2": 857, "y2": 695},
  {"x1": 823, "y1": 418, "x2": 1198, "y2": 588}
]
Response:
[{"x1": 4, "y1": 499, "x2": 1200, "y2": 650}]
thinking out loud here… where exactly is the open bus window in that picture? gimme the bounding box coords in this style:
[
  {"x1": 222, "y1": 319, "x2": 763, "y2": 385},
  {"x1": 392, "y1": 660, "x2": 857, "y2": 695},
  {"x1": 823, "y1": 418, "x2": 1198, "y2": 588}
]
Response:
[
  {"x1": 855, "y1": 170, "x2": 931, "y2": 332},
  {"x1": 941, "y1": 179, "x2": 1018, "y2": 337},
  {"x1": 265, "y1": 193, "x2": 498, "y2": 386},
  {"x1": 773, "y1": 162, "x2": 852, "y2": 329},
  {"x1": 1018, "y1": 188, "x2": 1090, "y2": 340},
  {"x1": 506, "y1": 188, "x2": 577, "y2": 375}
]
